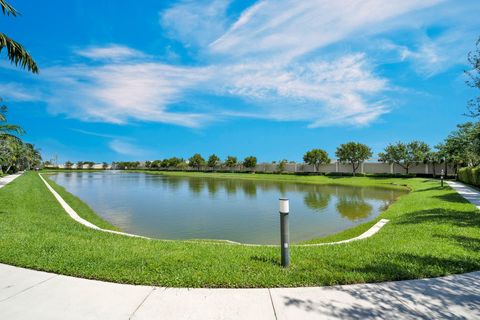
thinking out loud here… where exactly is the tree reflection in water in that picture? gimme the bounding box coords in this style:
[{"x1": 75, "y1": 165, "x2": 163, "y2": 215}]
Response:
[
  {"x1": 303, "y1": 192, "x2": 331, "y2": 212},
  {"x1": 242, "y1": 181, "x2": 257, "y2": 198},
  {"x1": 335, "y1": 191, "x2": 373, "y2": 221}
]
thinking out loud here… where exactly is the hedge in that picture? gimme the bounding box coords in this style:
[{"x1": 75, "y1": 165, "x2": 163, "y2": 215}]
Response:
[{"x1": 458, "y1": 167, "x2": 480, "y2": 187}]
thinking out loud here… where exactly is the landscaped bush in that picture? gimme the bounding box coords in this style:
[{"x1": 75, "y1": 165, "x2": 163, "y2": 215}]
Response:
[{"x1": 458, "y1": 167, "x2": 480, "y2": 187}]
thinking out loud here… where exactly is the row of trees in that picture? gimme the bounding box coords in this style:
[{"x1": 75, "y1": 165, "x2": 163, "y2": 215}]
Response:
[
  {"x1": 0, "y1": 100, "x2": 41, "y2": 174},
  {"x1": 60, "y1": 124, "x2": 479, "y2": 176},
  {"x1": 143, "y1": 154, "x2": 258, "y2": 171},
  {"x1": 304, "y1": 142, "x2": 381, "y2": 176},
  {"x1": 302, "y1": 125, "x2": 479, "y2": 177},
  {"x1": 59, "y1": 161, "x2": 109, "y2": 170}
]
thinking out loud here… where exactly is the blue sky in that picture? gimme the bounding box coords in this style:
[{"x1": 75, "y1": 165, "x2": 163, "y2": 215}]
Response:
[{"x1": 1, "y1": 0, "x2": 479, "y2": 163}]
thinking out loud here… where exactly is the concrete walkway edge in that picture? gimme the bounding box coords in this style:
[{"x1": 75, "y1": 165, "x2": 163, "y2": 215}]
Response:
[
  {"x1": 0, "y1": 172, "x2": 22, "y2": 189},
  {"x1": 447, "y1": 180, "x2": 480, "y2": 210}
]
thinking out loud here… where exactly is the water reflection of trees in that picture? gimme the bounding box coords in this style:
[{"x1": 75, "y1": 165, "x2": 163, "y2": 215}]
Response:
[
  {"x1": 303, "y1": 192, "x2": 331, "y2": 212},
  {"x1": 335, "y1": 193, "x2": 373, "y2": 221},
  {"x1": 207, "y1": 179, "x2": 219, "y2": 196},
  {"x1": 224, "y1": 180, "x2": 237, "y2": 195},
  {"x1": 242, "y1": 181, "x2": 257, "y2": 198},
  {"x1": 156, "y1": 177, "x2": 405, "y2": 209},
  {"x1": 188, "y1": 178, "x2": 204, "y2": 195}
]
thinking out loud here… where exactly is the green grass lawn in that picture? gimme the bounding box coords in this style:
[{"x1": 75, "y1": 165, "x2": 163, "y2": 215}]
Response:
[{"x1": 0, "y1": 171, "x2": 479, "y2": 288}]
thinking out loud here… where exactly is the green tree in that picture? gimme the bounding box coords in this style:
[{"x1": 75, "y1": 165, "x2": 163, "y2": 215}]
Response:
[
  {"x1": 0, "y1": 0, "x2": 38, "y2": 73},
  {"x1": 87, "y1": 161, "x2": 94, "y2": 169},
  {"x1": 224, "y1": 156, "x2": 237, "y2": 172},
  {"x1": 425, "y1": 150, "x2": 443, "y2": 178},
  {"x1": 303, "y1": 149, "x2": 330, "y2": 172},
  {"x1": 207, "y1": 154, "x2": 220, "y2": 170},
  {"x1": 19, "y1": 142, "x2": 41, "y2": 170},
  {"x1": 168, "y1": 157, "x2": 183, "y2": 168},
  {"x1": 465, "y1": 36, "x2": 480, "y2": 117},
  {"x1": 0, "y1": 135, "x2": 17, "y2": 173},
  {"x1": 378, "y1": 141, "x2": 430, "y2": 174},
  {"x1": 188, "y1": 153, "x2": 205, "y2": 170},
  {"x1": 176, "y1": 161, "x2": 188, "y2": 170},
  {"x1": 335, "y1": 142, "x2": 372, "y2": 176},
  {"x1": 150, "y1": 160, "x2": 161, "y2": 168},
  {"x1": 64, "y1": 161, "x2": 73, "y2": 169},
  {"x1": 145, "y1": 160, "x2": 152, "y2": 168},
  {"x1": 243, "y1": 156, "x2": 257, "y2": 172},
  {"x1": 277, "y1": 159, "x2": 288, "y2": 173},
  {"x1": 76, "y1": 161, "x2": 84, "y2": 169},
  {"x1": 102, "y1": 162, "x2": 109, "y2": 170},
  {"x1": 436, "y1": 122, "x2": 480, "y2": 175}
]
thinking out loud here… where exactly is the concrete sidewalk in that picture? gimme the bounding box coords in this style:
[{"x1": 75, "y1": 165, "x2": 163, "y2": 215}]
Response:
[
  {"x1": 0, "y1": 172, "x2": 22, "y2": 189},
  {"x1": 0, "y1": 263, "x2": 479, "y2": 319},
  {"x1": 447, "y1": 180, "x2": 480, "y2": 209}
]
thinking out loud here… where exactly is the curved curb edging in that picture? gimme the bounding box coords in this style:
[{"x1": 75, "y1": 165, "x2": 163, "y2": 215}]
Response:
[{"x1": 39, "y1": 173, "x2": 390, "y2": 247}]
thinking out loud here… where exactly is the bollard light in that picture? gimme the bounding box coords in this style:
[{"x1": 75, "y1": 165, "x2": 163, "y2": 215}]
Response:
[
  {"x1": 279, "y1": 198, "x2": 290, "y2": 267},
  {"x1": 279, "y1": 198, "x2": 289, "y2": 214},
  {"x1": 441, "y1": 169, "x2": 444, "y2": 187}
]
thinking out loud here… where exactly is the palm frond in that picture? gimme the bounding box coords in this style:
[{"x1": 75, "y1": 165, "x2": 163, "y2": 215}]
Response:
[
  {"x1": 0, "y1": 124, "x2": 25, "y2": 135},
  {"x1": 0, "y1": 0, "x2": 18, "y2": 16},
  {"x1": 0, "y1": 99, "x2": 7, "y2": 122},
  {"x1": 0, "y1": 33, "x2": 38, "y2": 73}
]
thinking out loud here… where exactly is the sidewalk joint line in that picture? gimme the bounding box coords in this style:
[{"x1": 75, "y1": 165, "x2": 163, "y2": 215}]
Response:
[
  {"x1": 0, "y1": 274, "x2": 57, "y2": 304},
  {"x1": 268, "y1": 289, "x2": 278, "y2": 320},
  {"x1": 128, "y1": 286, "x2": 156, "y2": 320}
]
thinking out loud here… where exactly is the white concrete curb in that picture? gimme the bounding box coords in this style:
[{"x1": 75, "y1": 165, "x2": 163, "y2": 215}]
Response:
[
  {"x1": 38, "y1": 174, "x2": 148, "y2": 239},
  {"x1": 39, "y1": 173, "x2": 390, "y2": 247}
]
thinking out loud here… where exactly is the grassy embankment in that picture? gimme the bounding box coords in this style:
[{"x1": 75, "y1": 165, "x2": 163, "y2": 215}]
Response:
[{"x1": 0, "y1": 171, "x2": 479, "y2": 287}]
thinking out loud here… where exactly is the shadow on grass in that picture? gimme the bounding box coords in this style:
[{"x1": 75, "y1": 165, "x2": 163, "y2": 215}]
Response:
[
  {"x1": 279, "y1": 253, "x2": 480, "y2": 319},
  {"x1": 434, "y1": 234, "x2": 480, "y2": 252},
  {"x1": 414, "y1": 186, "x2": 448, "y2": 192},
  {"x1": 433, "y1": 192, "x2": 471, "y2": 204},
  {"x1": 396, "y1": 208, "x2": 480, "y2": 228},
  {"x1": 250, "y1": 255, "x2": 281, "y2": 267}
]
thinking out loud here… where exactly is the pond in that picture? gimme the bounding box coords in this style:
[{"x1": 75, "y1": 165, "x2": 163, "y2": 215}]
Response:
[{"x1": 49, "y1": 172, "x2": 408, "y2": 244}]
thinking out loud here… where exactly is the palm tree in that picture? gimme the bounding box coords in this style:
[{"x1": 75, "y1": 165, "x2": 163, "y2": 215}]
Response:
[
  {"x1": 0, "y1": 135, "x2": 21, "y2": 173},
  {"x1": 0, "y1": 100, "x2": 24, "y2": 136},
  {"x1": 0, "y1": 0, "x2": 38, "y2": 73}
]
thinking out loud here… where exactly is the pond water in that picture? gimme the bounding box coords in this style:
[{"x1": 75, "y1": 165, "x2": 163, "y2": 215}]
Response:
[{"x1": 49, "y1": 172, "x2": 408, "y2": 244}]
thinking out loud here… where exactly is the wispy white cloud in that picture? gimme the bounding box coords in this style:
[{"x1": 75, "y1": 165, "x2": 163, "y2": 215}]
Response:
[
  {"x1": 210, "y1": 54, "x2": 389, "y2": 126},
  {"x1": 42, "y1": 61, "x2": 212, "y2": 127},
  {"x1": 71, "y1": 128, "x2": 120, "y2": 139},
  {"x1": 160, "y1": 0, "x2": 232, "y2": 47},
  {"x1": 0, "y1": 83, "x2": 43, "y2": 102},
  {"x1": 2, "y1": 0, "x2": 476, "y2": 129},
  {"x1": 76, "y1": 45, "x2": 146, "y2": 61},
  {"x1": 109, "y1": 139, "x2": 150, "y2": 156},
  {"x1": 209, "y1": 0, "x2": 442, "y2": 60}
]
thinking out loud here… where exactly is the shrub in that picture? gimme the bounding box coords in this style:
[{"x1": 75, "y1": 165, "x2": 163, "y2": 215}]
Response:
[{"x1": 458, "y1": 167, "x2": 480, "y2": 187}]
